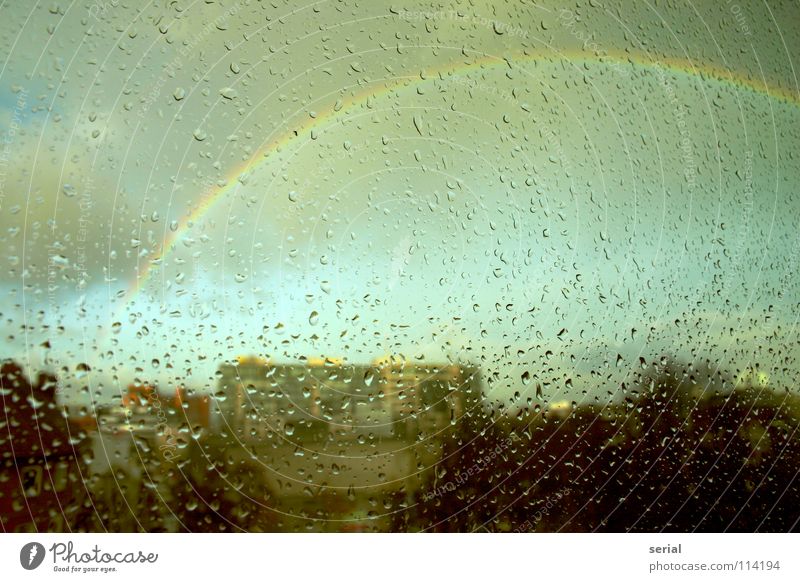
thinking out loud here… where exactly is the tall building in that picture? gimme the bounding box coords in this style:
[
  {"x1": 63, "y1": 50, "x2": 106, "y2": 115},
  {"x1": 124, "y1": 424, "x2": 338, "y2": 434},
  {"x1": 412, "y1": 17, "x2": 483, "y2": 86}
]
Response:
[
  {"x1": 215, "y1": 356, "x2": 483, "y2": 444},
  {"x1": 211, "y1": 356, "x2": 485, "y2": 530},
  {"x1": 0, "y1": 362, "x2": 89, "y2": 532}
]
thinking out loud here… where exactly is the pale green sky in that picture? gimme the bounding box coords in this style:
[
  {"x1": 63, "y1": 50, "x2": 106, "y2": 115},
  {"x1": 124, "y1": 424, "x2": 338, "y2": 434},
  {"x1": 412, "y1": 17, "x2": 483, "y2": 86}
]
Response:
[{"x1": 1, "y1": 0, "x2": 799, "y2": 407}]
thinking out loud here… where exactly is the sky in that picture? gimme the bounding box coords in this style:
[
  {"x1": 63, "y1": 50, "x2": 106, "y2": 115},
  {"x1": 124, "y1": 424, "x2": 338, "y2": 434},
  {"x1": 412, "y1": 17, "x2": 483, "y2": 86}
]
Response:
[{"x1": 1, "y1": 0, "x2": 799, "y2": 408}]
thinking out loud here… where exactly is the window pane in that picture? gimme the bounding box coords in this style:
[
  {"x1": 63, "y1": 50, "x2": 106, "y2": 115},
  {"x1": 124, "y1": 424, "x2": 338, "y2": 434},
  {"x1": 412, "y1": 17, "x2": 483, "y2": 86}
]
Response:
[{"x1": 1, "y1": 0, "x2": 799, "y2": 533}]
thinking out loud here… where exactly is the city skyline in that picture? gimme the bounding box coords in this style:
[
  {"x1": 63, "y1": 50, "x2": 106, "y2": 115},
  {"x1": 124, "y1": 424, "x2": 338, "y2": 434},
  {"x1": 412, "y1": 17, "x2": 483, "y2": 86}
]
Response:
[{"x1": 2, "y1": 0, "x2": 800, "y2": 539}]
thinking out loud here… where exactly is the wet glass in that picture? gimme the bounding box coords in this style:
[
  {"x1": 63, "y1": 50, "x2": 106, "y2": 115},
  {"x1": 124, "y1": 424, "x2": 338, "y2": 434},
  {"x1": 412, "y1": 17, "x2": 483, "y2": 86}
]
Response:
[{"x1": 1, "y1": 0, "x2": 799, "y2": 533}]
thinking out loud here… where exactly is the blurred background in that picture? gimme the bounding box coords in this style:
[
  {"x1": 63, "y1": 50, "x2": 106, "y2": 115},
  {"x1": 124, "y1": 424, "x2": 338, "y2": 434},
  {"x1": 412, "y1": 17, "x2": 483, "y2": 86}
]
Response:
[{"x1": 1, "y1": 0, "x2": 799, "y2": 532}]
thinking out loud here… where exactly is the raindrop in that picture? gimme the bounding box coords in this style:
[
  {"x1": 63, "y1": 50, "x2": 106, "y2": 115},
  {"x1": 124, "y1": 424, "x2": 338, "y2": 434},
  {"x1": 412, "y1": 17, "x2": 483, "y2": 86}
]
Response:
[{"x1": 219, "y1": 87, "x2": 237, "y2": 100}]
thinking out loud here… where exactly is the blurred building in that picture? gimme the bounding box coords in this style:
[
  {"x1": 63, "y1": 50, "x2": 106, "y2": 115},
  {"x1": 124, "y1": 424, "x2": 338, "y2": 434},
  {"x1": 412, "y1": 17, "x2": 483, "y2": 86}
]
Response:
[
  {"x1": 0, "y1": 361, "x2": 90, "y2": 532},
  {"x1": 75, "y1": 383, "x2": 211, "y2": 531},
  {"x1": 211, "y1": 356, "x2": 484, "y2": 530},
  {"x1": 215, "y1": 356, "x2": 482, "y2": 442}
]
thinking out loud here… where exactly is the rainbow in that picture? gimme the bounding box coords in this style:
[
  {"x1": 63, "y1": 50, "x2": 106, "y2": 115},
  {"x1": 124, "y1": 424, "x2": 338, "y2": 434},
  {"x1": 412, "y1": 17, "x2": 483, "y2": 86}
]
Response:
[{"x1": 124, "y1": 47, "x2": 799, "y2": 309}]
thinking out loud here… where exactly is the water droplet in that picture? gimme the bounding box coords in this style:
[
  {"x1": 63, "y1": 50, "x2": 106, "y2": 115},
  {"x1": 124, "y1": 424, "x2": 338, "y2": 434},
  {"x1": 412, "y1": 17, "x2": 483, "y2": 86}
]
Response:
[{"x1": 219, "y1": 87, "x2": 237, "y2": 100}]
